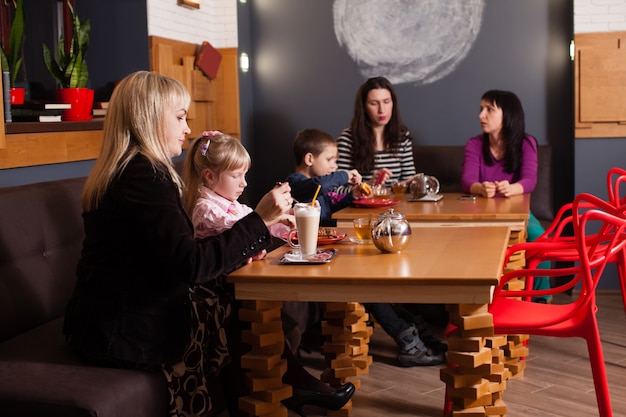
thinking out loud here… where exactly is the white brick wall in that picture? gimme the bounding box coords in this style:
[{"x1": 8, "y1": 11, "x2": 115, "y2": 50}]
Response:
[
  {"x1": 144, "y1": 1, "x2": 620, "y2": 49},
  {"x1": 146, "y1": 0, "x2": 238, "y2": 48},
  {"x1": 575, "y1": 0, "x2": 626, "y2": 33}
]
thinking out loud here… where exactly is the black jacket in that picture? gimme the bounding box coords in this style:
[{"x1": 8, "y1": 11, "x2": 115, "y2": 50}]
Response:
[{"x1": 64, "y1": 154, "x2": 272, "y2": 365}]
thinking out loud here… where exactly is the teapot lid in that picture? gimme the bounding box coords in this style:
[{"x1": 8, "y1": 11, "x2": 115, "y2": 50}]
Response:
[{"x1": 377, "y1": 208, "x2": 405, "y2": 220}]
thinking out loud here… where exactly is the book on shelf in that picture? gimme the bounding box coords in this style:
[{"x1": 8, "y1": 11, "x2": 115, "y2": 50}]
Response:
[
  {"x1": 11, "y1": 107, "x2": 64, "y2": 121},
  {"x1": 13, "y1": 101, "x2": 71, "y2": 110},
  {"x1": 38, "y1": 115, "x2": 62, "y2": 122},
  {"x1": 92, "y1": 108, "x2": 107, "y2": 117}
]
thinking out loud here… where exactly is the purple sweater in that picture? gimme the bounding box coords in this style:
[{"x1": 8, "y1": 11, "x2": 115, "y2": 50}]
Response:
[{"x1": 461, "y1": 134, "x2": 538, "y2": 194}]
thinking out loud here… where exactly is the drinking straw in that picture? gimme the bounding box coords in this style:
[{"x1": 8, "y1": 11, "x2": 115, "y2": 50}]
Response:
[{"x1": 311, "y1": 184, "x2": 321, "y2": 206}]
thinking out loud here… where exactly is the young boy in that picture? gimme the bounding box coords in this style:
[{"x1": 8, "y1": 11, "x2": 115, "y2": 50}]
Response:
[
  {"x1": 286, "y1": 128, "x2": 368, "y2": 226},
  {"x1": 285, "y1": 128, "x2": 446, "y2": 367}
]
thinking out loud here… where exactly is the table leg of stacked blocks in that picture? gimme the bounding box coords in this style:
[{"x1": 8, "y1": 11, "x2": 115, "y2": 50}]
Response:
[
  {"x1": 320, "y1": 302, "x2": 373, "y2": 416},
  {"x1": 238, "y1": 300, "x2": 291, "y2": 417},
  {"x1": 441, "y1": 304, "x2": 510, "y2": 417}
]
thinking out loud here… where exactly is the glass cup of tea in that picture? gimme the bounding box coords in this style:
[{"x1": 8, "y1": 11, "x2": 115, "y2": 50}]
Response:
[
  {"x1": 352, "y1": 217, "x2": 374, "y2": 244},
  {"x1": 287, "y1": 202, "x2": 321, "y2": 259},
  {"x1": 372, "y1": 184, "x2": 391, "y2": 200}
]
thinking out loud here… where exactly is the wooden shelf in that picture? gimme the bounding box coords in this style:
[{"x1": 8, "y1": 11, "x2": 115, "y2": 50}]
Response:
[{"x1": 4, "y1": 119, "x2": 104, "y2": 135}]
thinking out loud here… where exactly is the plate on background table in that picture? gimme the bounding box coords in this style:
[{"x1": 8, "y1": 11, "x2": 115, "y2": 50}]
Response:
[
  {"x1": 282, "y1": 231, "x2": 347, "y2": 246},
  {"x1": 279, "y1": 248, "x2": 338, "y2": 264},
  {"x1": 353, "y1": 198, "x2": 400, "y2": 208},
  {"x1": 407, "y1": 194, "x2": 444, "y2": 202}
]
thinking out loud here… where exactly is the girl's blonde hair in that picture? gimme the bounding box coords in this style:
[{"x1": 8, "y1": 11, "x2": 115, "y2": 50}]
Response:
[
  {"x1": 182, "y1": 132, "x2": 251, "y2": 215},
  {"x1": 82, "y1": 71, "x2": 191, "y2": 211}
]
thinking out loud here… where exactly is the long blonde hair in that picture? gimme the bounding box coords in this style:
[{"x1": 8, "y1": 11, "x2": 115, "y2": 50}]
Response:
[
  {"x1": 82, "y1": 71, "x2": 191, "y2": 211},
  {"x1": 182, "y1": 132, "x2": 251, "y2": 215}
]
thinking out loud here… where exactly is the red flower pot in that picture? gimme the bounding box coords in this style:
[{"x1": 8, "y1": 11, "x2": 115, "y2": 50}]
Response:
[
  {"x1": 10, "y1": 87, "x2": 25, "y2": 105},
  {"x1": 56, "y1": 88, "x2": 94, "y2": 121}
]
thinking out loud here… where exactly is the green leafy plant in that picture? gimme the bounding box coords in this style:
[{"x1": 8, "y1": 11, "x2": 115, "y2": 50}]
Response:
[
  {"x1": 0, "y1": 0, "x2": 25, "y2": 87},
  {"x1": 42, "y1": 0, "x2": 91, "y2": 88}
]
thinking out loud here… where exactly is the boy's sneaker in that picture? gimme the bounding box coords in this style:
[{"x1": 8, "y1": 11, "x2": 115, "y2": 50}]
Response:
[{"x1": 396, "y1": 324, "x2": 446, "y2": 367}]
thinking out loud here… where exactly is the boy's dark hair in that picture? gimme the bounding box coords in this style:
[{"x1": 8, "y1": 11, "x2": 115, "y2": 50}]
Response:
[{"x1": 293, "y1": 128, "x2": 336, "y2": 165}]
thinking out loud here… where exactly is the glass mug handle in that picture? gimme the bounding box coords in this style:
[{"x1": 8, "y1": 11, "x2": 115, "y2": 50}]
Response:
[{"x1": 287, "y1": 229, "x2": 300, "y2": 250}]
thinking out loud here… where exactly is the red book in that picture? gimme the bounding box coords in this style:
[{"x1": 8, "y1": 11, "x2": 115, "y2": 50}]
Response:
[{"x1": 195, "y1": 41, "x2": 222, "y2": 80}]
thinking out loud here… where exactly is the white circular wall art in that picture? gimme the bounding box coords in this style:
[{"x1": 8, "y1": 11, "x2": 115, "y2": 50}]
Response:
[{"x1": 333, "y1": 0, "x2": 485, "y2": 85}]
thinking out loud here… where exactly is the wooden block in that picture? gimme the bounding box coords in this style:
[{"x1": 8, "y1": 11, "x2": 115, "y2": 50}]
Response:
[
  {"x1": 240, "y1": 353, "x2": 282, "y2": 372},
  {"x1": 451, "y1": 406, "x2": 487, "y2": 417},
  {"x1": 331, "y1": 356, "x2": 354, "y2": 368},
  {"x1": 352, "y1": 355, "x2": 373, "y2": 369},
  {"x1": 440, "y1": 367, "x2": 485, "y2": 388},
  {"x1": 484, "y1": 336, "x2": 508, "y2": 349},
  {"x1": 242, "y1": 329, "x2": 284, "y2": 348},
  {"x1": 457, "y1": 362, "x2": 493, "y2": 376},
  {"x1": 491, "y1": 348, "x2": 504, "y2": 362},
  {"x1": 447, "y1": 304, "x2": 488, "y2": 316},
  {"x1": 349, "y1": 336, "x2": 368, "y2": 347},
  {"x1": 255, "y1": 342, "x2": 284, "y2": 356},
  {"x1": 507, "y1": 334, "x2": 530, "y2": 344},
  {"x1": 239, "y1": 307, "x2": 281, "y2": 323},
  {"x1": 448, "y1": 378, "x2": 490, "y2": 400},
  {"x1": 323, "y1": 342, "x2": 351, "y2": 355},
  {"x1": 245, "y1": 373, "x2": 284, "y2": 392},
  {"x1": 192, "y1": 70, "x2": 216, "y2": 102},
  {"x1": 242, "y1": 300, "x2": 282, "y2": 310},
  {"x1": 458, "y1": 326, "x2": 495, "y2": 338},
  {"x1": 447, "y1": 336, "x2": 485, "y2": 352},
  {"x1": 349, "y1": 321, "x2": 368, "y2": 332},
  {"x1": 449, "y1": 312, "x2": 494, "y2": 331},
  {"x1": 238, "y1": 395, "x2": 281, "y2": 416},
  {"x1": 485, "y1": 399, "x2": 507, "y2": 415},
  {"x1": 252, "y1": 383, "x2": 292, "y2": 404},
  {"x1": 322, "y1": 322, "x2": 352, "y2": 336},
  {"x1": 488, "y1": 380, "x2": 506, "y2": 394},
  {"x1": 350, "y1": 344, "x2": 369, "y2": 356},
  {"x1": 447, "y1": 347, "x2": 492, "y2": 369},
  {"x1": 332, "y1": 366, "x2": 358, "y2": 378},
  {"x1": 251, "y1": 319, "x2": 283, "y2": 334},
  {"x1": 450, "y1": 392, "x2": 493, "y2": 409},
  {"x1": 504, "y1": 345, "x2": 529, "y2": 358},
  {"x1": 504, "y1": 358, "x2": 526, "y2": 375},
  {"x1": 250, "y1": 359, "x2": 287, "y2": 379}
]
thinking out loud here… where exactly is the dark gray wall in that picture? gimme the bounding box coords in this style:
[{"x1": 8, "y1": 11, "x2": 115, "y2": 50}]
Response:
[{"x1": 238, "y1": 0, "x2": 575, "y2": 216}]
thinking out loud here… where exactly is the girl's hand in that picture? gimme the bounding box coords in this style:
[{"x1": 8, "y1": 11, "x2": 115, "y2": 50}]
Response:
[
  {"x1": 251, "y1": 249, "x2": 267, "y2": 262},
  {"x1": 255, "y1": 182, "x2": 293, "y2": 227}
]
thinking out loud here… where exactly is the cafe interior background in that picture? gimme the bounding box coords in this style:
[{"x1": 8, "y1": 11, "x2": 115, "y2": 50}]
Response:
[{"x1": 1, "y1": 0, "x2": 625, "y2": 289}]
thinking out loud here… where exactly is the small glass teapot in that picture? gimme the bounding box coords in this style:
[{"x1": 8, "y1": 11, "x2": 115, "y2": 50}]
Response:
[
  {"x1": 410, "y1": 173, "x2": 440, "y2": 199},
  {"x1": 371, "y1": 208, "x2": 412, "y2": 253}
]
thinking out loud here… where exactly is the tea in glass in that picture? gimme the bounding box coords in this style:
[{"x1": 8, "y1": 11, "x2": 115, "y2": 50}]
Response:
[{"x1": 353, "y1": 217, "x2": 374, "y2": 243}]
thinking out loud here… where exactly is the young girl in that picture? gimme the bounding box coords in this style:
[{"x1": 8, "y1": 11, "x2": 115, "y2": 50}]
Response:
[{"x1": 182, "y1": 131, "x2": 356, "y2": 416}]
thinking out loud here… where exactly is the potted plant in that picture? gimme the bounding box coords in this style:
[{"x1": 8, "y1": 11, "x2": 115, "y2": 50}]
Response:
[
  {"x1": 0, "y1": 0, "x2": 25, "y2": 105},
  {"x1": 42, "y1": 0, "x2": 93, "y2": 121}
]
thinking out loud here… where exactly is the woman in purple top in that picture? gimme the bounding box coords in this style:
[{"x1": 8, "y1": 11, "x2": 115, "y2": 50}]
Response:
[{"x1": 461, "y1": 89, "x2": 550, "y2": 302}]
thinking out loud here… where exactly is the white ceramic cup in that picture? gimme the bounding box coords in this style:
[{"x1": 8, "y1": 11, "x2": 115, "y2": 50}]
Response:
[{"x1": 287, "y1": 201, "x2": 321, "y2": 259}]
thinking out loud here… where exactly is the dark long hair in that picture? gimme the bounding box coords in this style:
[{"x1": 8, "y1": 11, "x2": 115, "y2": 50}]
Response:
[
  {"x1": 481, "y1": 90, "x2": 528, "y2": 175},
  {"x1": 350, "y1": 76, "x2": 408, "y2": 173}
]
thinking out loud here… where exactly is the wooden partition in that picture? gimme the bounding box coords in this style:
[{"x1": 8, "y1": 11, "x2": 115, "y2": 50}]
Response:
[{"x1": 575, "y1": 31, "x2": 626, "y2": 138}]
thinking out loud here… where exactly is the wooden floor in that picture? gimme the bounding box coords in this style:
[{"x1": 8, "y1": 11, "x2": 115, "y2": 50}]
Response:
[{"x1": 293, "y1": 292, "x2": 626, "y2": 417}]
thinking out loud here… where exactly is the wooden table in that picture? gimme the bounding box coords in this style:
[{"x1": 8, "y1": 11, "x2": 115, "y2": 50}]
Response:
[
  {"x1": 332, "y1": 192, "x2": 530, "y2": 230},
  {"x1": 228, "y1": 226, "x2": 511, "y2": 416}
]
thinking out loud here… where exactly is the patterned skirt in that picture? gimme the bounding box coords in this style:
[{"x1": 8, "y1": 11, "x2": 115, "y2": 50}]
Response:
[{"x1": 161, "y1": 281, "x2": 234, "y2": 417}]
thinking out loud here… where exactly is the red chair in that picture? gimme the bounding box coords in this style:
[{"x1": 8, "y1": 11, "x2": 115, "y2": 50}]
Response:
[
  {"x1": 489, "y1": 193, "x2": 626, "y2": 417},
  {"x1": 527, "y1": 168, "x2": 626, "y2": 314},
  {"x1": 443, "y1": 193, "x2": 626, "y2": 417}
]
